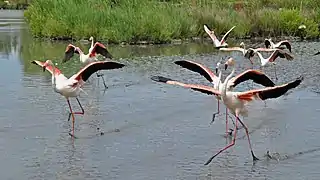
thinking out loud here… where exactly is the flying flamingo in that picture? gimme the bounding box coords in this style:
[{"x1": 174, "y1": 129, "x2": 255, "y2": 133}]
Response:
[
  {"x1": 174, "y1": 59, "x2": 275, "y2": 136},
  {"x1": 219, "y1": 42, "x2": 276, "y2": 65},
  {"x1": 62, "y1": 41, "x2": 113, "y2": 89},
  {"x1": 31, "y1": 60, "x2": 125, "y2": 137},
  {"x1": 204, "y1": 24, "x2": 236, "y2": 48},
  {"x1": 151, "y1": 58, "x2": 303, "y2": 164},
  {"x1": 254, "y1": 49, "x2": 294, "y2": 80},
  {"x1": 264, "y1": 38, "x2": 292, "y2": 52}
]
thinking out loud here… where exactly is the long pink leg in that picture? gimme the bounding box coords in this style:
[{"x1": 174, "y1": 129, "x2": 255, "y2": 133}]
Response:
[
  {"x1": 204, "y1": 115, "x2": 239, "y2": 165},
  {"x1": 210, "y1": 99, "x2": 220, "y2": 124},
  {"x1": 236, "y1": 116, "x2": 259, "y2": 161},
  {"x1": 67, "y1": 99, "x2": 76, "y2": 137},
  {"x1": 68, "y1": 98, "x2": 85, "y2": 121}
]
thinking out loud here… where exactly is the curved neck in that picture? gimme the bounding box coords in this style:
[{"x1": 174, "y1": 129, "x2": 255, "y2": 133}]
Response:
[
  {"x1": 222, "y1": 65, "x2": 235, "y2": 95},
  {"x1": 256, "y1": 52, "x2": 268, "y2": 65}
]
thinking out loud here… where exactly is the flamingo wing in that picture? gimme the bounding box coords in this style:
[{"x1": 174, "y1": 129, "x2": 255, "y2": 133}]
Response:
[
  {"x1": 151, "y1": 75, "x2": 220, "y2": 96},
  {"x1": 276, "y1": 40, "x2": 292, "y2": 52},
  {"x1": 264, "y1": 39, "x2": 271, "y2": 48},
  {"x1": 174, "y1": 60, "x2": 218, "y2": 84},
  {"x1": 74, "y1": 61, "x2": 124, "y2": 81},
  {"x1": 269, "y1": 49, "x2": 294, "y2": 62},
  {"x1": 203, "y1": 24, "x2": 220, "y2": 46},
  {"x1": 220, "y1": 26, "x2": 236, "y2": 44},
  {"x1": 236, "y1": 76, "x2": 303, "y2": 101},
  {"x1": 91, "y1": 42, "x2": 113, "y2": 59},
  {"x1": 229, "y1": 69, "x2": 275, "y2": 88},
  {"x1": 31, "y1": 60, "x2": 62, "y2": 75},
  {"x1": 63, "y1": 44, "x2": 78, "y2": 63}
]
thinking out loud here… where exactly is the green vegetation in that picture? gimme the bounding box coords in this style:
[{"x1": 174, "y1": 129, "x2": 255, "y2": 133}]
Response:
[
  {"x1": 24, "y1": 0, "x2": 320, "y2": 44},
  {"x1": 0, "y1": 0, "x2": 29, "y2": 9}
]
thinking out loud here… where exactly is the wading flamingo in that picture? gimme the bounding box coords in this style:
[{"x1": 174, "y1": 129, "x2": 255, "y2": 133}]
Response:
[
  {"x1": 62, "y1": 42, "x2": 113, "y2": 89},
  {"x1": 204, "y1": 24, "x2": 236, "y2": 48},
  {"x1": 254, "y1": 49, "x2": 294, "y2": 80},
  {"x1": 174, "y1": 60, "x2": 275, "y2": 136},
  {"x1": 264, "y1": 38, "x2": 292, "y2": 52},
  {"x1": 31, "y1": 60, "x2": 125, "y2": 137},
  {"x1": 151, "y1": 58, "x2": 303, "y2": 164}
]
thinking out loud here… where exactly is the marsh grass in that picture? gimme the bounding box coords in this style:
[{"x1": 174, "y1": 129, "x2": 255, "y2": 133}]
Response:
[{"x1": 24, "y1": 0, "x2": 320, "y2": 44}]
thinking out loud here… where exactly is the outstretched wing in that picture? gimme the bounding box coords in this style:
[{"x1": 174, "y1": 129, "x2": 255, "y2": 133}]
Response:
[
  {"x1": 229, "y1": 69, "x2": 275, "y2": 88},
  {"x1": 63, "y1": 44, "x2": 79, "y2": 63},
  {"x1": 151, "y1": 75, "x2": 220, "y2": 96},
  {"x1": 219, "y1": 47, "x2": 244, "y2": 53},
  {"x1": 276, "y1": 40, "x2": 292, "y2": 52},
  {"x1": 174, "y1": 60, "x2": 218, "y2": 84},
  {"x1": 264, "y1": 39, "x2": 271, "y2": 48},
  {"x1": 90, "y1": 42, "x2": 113, "y2": 59},
  {"x1": 74, "y1": 61, "x2": 124, "y2": 81},
  {"x1": 203, "y1": 24, "x2": 220, "y2": 46},
  {"x1": 220, "y1": 26, "x2": 236, "y2": 44},
  {"x1": 31, "y1": 60, "x2": 62, "y2": 75},
  {"x1": 236, "y1": 76, "x2": 303, "y2": 101},
  {"x1": 269, "y1": 49, "x2": 294, "y2": 62}
]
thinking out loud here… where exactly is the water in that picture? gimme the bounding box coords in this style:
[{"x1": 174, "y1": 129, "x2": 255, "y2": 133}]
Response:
[{"x1": 1, "y1": 10, "x2": 320, "y2": 180}]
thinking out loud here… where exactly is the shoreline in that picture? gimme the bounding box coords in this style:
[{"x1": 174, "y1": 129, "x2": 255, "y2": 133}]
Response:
[{"x1": 29, "y1": 36, "x2": 319, "y2": 46}]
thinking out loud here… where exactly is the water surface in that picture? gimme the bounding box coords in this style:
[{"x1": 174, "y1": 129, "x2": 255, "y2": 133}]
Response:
[{"x1": 1, "y1": 10, "x2": 320, "y2": 180}]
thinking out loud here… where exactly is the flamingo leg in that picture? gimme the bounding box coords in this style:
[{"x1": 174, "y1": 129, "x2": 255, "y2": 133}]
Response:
[
  {"x1": 66, "y1": 99, "x2": 75, "y2": 137},
  {"x1": 236, "y1": 116, "x2": 259, "y2": 161},
  {"x1": 273, "y1": 63, "x2": 278, "y2": 81},
  {"x1": 96, "y1": 71, "x2": 108, "y2": 89},
  {"x1": 204, "y1": 114, "x2": 239, "y2": 165},
  {"x1": 225, "y1": 108, "x2": 228, "y2": 136},
  {"x1": 68, "y1": 98, "x2": 85, "y2": 121},
  {"x1": 210, "y1": 99, "x2": 220, "y2": 124}
]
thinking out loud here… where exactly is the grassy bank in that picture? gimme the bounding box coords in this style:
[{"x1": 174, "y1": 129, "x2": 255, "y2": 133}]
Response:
[
  {"x1": 0, "y1": 0, "x2": 29, "y2": 9},
  {"x1": 24, "y1": 0, "x2": 320, "y2": 44}
]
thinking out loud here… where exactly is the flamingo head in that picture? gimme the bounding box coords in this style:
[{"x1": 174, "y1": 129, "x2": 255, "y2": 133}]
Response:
[
  {"x1": 43, "y1": 60, "x2": 53, "y2": 72},
  {"x1": 224, "y1": 57, "x2": 235, "y2": 70},
  {"x1": 215, "y1": 61, "x2": 223, "y2": 74},
  {"x1": 89, "y1": 36, "x2": 93, "y2": 41},
  {"x1": 239, "y1": 42, "x2": 245, "y2": 48}
]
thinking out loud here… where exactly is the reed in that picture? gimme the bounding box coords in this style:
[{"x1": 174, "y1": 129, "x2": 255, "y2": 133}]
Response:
[{"x1": 24, "y1": 0, "x2": 320, "y2": 44}]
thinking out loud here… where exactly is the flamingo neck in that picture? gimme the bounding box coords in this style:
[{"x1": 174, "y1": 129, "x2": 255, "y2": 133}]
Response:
[
  {"x1": 256, "y1": 52, "x2": 268, "y2": 66},
  {"x1": 91, "y1": 39, "x2": 94, "y2": 48},
  {"x1": 222, "y1": 65, "x2": 235, "y2": 96},
  {"x1": 217, "y1": 70, "x2": 222, "y2": 89},
  {"x1": 50, "y1": 64, "x2": 57, "y2": 88}
]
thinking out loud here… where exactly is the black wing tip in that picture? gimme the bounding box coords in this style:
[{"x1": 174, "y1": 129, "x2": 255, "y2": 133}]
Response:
[
  {"x1": 31, "y1": 60, "x2": 37, "y2": 64},
  {"x1": 108, "y1": 61, "x2": 125, "y2": 68},
  {"x1": 174, "y1": 60, "x2": 187, "y2": 65},
  {"x1": 151, "y1": 76, "x2": 173, "y2": 83},
  {"x1": 314, "y1": 52, "x2": 320, "y2": 56}
]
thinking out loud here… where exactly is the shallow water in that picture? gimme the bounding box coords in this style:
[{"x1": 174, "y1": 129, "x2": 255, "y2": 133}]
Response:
[{"x1": 1, "y1": 10, "x2": 320, "y2": 180}]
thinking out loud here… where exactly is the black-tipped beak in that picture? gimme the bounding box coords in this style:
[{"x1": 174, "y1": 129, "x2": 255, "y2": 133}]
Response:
[
  {"x1": 42, "y1": 66, "x2": 46, "y2": 72},
  {"x1": 215, "y1": 68, "x2": 218, "y2": 74},
  {"x1": 224, "y1": 64, "x2": 228, "y2": 70}
]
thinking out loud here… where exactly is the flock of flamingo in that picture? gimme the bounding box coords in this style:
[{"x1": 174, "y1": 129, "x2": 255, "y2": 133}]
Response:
[{"x1": 31, "y1": 24, "x2": 308, "y2": 165}]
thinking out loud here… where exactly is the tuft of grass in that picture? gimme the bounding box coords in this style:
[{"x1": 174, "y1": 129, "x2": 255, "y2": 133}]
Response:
[{"x1": 24, "y1": 0, "x2": 320, "y2": 44}]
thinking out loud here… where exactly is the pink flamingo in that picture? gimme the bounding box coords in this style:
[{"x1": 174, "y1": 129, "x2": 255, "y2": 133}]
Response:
[
  {"x1": 32, "y1": 60, "x2": 125, "y2": 137},
  {"x1": 151, "y1": 58, "x2": 303, "y2": 164}
]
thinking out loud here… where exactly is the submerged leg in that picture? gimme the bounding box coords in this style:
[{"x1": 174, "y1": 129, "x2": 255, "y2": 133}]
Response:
[
  {"x1": 237, "y1": 117, "x2": 259, "y2": 161},
  {"x1": 204, "y1": 115, "x2": 239, "y2": 165},
  {"x1": 68, "y1": 98, "x2": 85, "y2": 121},
  {"x1": 210, "y1": 99, "x2": 220, "y2": 124}
]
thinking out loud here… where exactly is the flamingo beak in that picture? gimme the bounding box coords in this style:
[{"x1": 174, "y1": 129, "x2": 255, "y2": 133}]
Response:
[
  {"x1": 43, "y1": 62, "x2": 48, "y2": 72},
  {"x1": 224, "y1": 64, "x2": 228, "y2": 70},
  {"x1": 215, "y1": 68, "x2": 218, "y2": 74}
]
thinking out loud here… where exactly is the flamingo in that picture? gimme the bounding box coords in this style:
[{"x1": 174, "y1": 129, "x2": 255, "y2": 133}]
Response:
[
  {"x1": 264, "y1": 38, "x2": 292, "y2": 52},
  {"x1": 151, "y1": 58, "x2": 303, "y2": 164},
  {"x1": 62, "y1": 42, "x2": 113, "y2": 89},
  {"x1": 254, "y1": 49, "x2": 294, "y2": 80},
  {"x1": 204, "y1": 24, "x2": 236, "y2": 48},
  {"x1": 219, "y1": 42, "x2": 275, "y2": 65},
  {"x1": 174, "y1": 59, "x2": 275, "y2": 136},
  {"x1": 31, "y1": 60, "x2": 125, "y2": 137}
]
